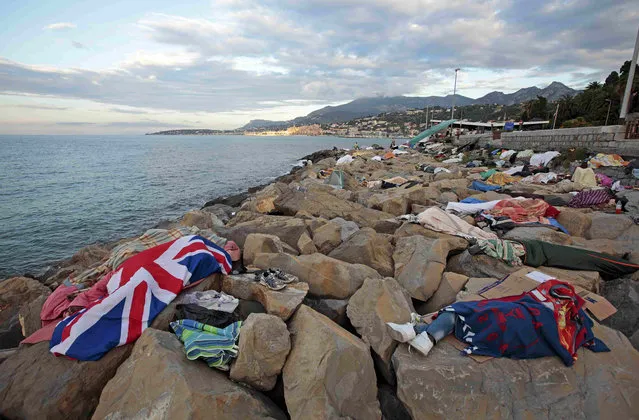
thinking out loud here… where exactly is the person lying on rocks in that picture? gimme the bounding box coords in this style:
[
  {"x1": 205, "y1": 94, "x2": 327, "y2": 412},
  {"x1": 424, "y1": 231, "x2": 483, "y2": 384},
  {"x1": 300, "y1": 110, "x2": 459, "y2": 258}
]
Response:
[{"x1": 386, "y1": 280, "x2": 609, "y2": 366}]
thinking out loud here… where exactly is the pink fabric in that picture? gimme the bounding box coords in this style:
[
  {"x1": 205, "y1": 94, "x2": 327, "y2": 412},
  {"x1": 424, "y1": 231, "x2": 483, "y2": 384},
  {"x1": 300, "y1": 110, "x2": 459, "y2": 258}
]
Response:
[
  {"x1": 20, "y1": 321, "x2": 59, "y2": 345},
  {"x1": 40, "y1": 284, "x2": 78, "y2": 325},
  {"x1": 66, "y1": 272, "x2": 111, "y2": 310},
  {"x1": 596, "y1": 173, "x2": 613, "y2": 187}
]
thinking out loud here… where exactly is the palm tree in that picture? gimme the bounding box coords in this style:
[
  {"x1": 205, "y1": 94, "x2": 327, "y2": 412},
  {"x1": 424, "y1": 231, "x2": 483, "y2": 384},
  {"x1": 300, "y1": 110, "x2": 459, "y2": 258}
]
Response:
[{"x1": 586, "y1": 81, "x2": 602, "y2": 91}]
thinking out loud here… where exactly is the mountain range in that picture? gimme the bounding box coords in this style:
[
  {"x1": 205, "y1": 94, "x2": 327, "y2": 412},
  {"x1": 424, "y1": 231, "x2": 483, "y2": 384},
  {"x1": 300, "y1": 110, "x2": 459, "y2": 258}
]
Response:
[{"x1": 240, "y1": 81, "x2": 578, "y2": 129}]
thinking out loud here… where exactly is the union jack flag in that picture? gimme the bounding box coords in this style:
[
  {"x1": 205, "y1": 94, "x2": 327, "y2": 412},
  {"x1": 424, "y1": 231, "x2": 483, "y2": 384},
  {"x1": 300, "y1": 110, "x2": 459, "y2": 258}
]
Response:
[{"x1": 50, "y1": 235, "x2": 232, "y2": 360}]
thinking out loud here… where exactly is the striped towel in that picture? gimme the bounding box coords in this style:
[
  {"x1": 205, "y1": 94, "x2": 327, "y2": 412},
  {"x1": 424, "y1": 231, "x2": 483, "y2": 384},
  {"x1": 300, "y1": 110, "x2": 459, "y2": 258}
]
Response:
[
  {"x1": 170, "y1": 319, "x2": 242, "y2": 371},
  {"x1": 71, "y1": 226, "x2": 227, "y2": 286},
  {"x1": 568, "y1": 189, "x2": 614, "y2": 208}
]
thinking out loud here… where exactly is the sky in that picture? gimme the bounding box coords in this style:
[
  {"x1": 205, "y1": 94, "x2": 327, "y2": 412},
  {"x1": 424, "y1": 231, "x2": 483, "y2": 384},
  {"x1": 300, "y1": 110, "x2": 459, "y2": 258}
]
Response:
[{"x1": 0, "y1": 0, "x2": 637, "y2": 134}]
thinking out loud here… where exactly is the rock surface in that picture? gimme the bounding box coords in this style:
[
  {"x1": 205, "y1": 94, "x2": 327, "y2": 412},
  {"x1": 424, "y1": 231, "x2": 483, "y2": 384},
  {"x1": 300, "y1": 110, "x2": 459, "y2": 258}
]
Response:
[
  {"x1": 393, "y1": 236, "x2": 468, "y2": 301},
  {"x1": 0, "y1": 342, "x2": 131, "y2": 419},
  {"x1": 347, "y1": 277, "x2": 413, "y2": 363},
  {"x1": 329, "y1": 227, "x2": 395, "y2": 277},
  {"x1": 601, "y1": 276, "x2": 639, "y2": 348},
  {"x1": 221, "y1": 274, "x2": 308, "y2": 321},
  {"x1": 243, "y1": 233, "x2": 285, "y2": 265},
  {"x1": 302, "y1": 296, "x2": 349, "y2": 326},
  {"x1": 222, "y1": 215, "x2": 309, "y2": 249},
  {"x1": 393, "y1": 324, "x2": 639, "y2": 420},
  {"x1": 230, "y1": 313, "x2": 291, "y2": 391},
  {"x1": 586, "y1": 213, "x2": 634, "y2": 240},
  {"x1": 283, "y1": 305, "x2": 381, "y2": 420},
  {"x1": 93, "y1": 328, "x2": 286, "y2": 419},
  {"x1": 0, "y1": 277, "x2": 51, "y2": 349},
  {"x1": 312, "y1": 221, "x2": 343, "y2": 254},
  {"x1": 181, "y1": 209, "x2": 224, "y2": 229},
  {"x1": 421, "y1": 272, "x2": 469, "y2": 313},
  {"x1": 253, "y1": 252, "x2": 381, "y2": 299}
]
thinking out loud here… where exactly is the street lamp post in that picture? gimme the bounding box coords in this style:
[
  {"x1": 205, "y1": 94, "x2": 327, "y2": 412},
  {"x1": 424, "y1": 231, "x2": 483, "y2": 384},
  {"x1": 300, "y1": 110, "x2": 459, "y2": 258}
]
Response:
[
  {"x1": 620, "y1": 25, "x2": 639, "y2": 122},
  {"x1": 451, "y1": 68, "x2": 460, "y2": 120},
  {"x1": 605, "y1": 99, "x2": 612, "y2": 126}
]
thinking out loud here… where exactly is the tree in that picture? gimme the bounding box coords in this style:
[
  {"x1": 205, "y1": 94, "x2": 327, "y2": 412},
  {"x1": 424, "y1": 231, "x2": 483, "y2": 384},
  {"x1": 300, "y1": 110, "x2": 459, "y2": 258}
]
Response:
[
  {"x1": 605, "y1": 71, "x2": 619, "y2": 86},
  {"x1": 586, "y1": 81, "x2": 602, "y2": 90}
]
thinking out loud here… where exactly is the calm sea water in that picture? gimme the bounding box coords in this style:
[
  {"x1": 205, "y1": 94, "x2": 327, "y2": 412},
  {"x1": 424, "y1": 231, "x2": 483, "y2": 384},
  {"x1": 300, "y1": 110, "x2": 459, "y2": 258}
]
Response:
[{"x1": 0, "y1": 135, "x2": 385, "y2": 278}]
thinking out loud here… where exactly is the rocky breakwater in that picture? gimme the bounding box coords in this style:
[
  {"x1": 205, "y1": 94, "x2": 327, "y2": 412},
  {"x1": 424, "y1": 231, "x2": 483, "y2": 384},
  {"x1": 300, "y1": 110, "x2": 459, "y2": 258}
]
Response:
[{"x1": 1, "y1": 144, "x2": 639, "y2": 419}]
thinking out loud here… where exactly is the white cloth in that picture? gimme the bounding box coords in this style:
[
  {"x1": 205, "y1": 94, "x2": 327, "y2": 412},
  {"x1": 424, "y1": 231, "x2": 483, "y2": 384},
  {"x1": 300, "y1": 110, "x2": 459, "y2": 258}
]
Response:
[
  {"x1": 504, "y1": 165, "x2": 524, "y2": 175},
  {"x1": 416, "y1": 207, "x2": 497, "y2": 240},
  {"x1": 530, "y1": 151, "x2": 560, "y2": 167},
  {"x1": 521, "y1": 172, "x2": 557, "y2": 184},
  {"x1": 393, "y1": 149, "x2": 409, "y2": 155},
  {"x1": 517, "y1": 149, "x2": 535, "y2": 159},
  {"x1": 434, "y1": 167, "x2": 451, "y2": 174},
  {"x1": 180, "y1": 291, "x2": 239, "y2": 313},
  {"x1": 336, "y1": 154, "x2": 354, "y2": 165},
  {"x1": 371, "y1": 156, "x2": 382, "y2": 161},
  {"x1": 500, "y1": 150, "x2": 517, "y2": 160}
]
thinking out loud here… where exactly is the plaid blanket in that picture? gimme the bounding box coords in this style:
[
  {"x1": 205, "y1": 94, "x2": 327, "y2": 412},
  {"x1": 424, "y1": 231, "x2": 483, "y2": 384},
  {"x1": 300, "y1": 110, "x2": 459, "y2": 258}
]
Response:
[
  {"x1": 476, "y1": 239, "x2": 525, "y2": 266},
  {"x1": 170, "y1": 319, "x2": 241, "y2": 370},
  {"x1": 71, "y1": 226, "x2": 226, "y2": 286}
]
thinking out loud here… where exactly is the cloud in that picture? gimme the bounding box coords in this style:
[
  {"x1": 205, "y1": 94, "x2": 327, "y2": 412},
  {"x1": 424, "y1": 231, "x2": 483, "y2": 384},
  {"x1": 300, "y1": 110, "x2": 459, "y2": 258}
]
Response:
[
  {"x1": 0, "y1": 104, "x2": 69, "y2": 110},
  {"x1": 44, "y1": 22, "x2": 76, "y2": 30},
  {"x1": 4, "y1": 0, "x2": 637, "y2": 129},
  {"x1": 71, "y1": 41, "x2": 87, "y2": 49},
  {"x1": 56, "y1": 121, "x2": 95, "y2": 125}
]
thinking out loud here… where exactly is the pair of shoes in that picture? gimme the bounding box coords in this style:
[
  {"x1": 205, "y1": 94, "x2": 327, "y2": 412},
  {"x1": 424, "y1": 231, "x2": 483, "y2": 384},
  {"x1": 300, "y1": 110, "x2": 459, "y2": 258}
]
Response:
[
  {"x1": 255, "y1": 271, "x2": 286, "y2": 291},
  {"x1": 266, "y1": 268, "x2": 298, "y2": 284},
  {"x1": 386, "y1": 323, "x2": 434, "y2": 357},
  {"x1": 409, "y1": 333, "x2": 434, "y2": 357}
]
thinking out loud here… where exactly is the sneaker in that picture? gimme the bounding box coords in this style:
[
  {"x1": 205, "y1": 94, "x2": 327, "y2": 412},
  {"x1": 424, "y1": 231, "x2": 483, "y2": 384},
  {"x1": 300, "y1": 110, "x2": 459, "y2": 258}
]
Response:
[
  {"x1": 269, "y1": 268, "x2": 298, "y2": 284},
  {"x1": 410, "y1": 312, "x2": 422, "y2": 324},
  {"x1": 258, "y1": 272, "x2": 286, "y2": 291},
  {"x1": 409, "y1": 332, "x2": 434, "y2": 357},
  {"x1": 386, "y1": 322, "x2": 416, "y2": 343}
]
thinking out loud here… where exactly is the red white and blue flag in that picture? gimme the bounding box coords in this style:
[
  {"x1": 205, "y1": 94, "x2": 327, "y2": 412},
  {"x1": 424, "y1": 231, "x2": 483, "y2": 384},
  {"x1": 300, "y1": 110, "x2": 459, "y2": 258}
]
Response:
[{"x1": 50, "y1": 235, "x2": 232, "y2": 360}]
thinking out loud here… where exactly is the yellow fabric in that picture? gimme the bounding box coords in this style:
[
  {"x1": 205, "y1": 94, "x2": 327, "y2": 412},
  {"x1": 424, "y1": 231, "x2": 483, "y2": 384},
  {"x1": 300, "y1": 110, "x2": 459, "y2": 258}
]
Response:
[
  {"x1": 572, "y1": 167, "x2": 597, "y2": 188},
  {"x1": 485, "y1": 172, "x2": 520, "y2": 186}
]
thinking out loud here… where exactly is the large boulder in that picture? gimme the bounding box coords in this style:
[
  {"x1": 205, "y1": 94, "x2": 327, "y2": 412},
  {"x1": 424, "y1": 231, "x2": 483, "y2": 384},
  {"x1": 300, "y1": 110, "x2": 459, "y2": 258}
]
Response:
[
  {"x1": 221, "y1": 215, "x2": 309, "y2": 249},
  {"x1": 296, "y1": 231, "x2": 318, "y2": 254},
  {"x1": 253, "y1": 253, "x2": 381, "y2": 299},
  {"x1": 0, "y1": 277, "x2": 50, "y2": 349},
  {"x1": 221, "y1": 274, "x2": 308, "y2": 321},
  {"x1": 392, "y1": 324, "x2": 639, "y2": 419},
  {"x1": 181, "y1": 209, "x2": 224, "y2": 229},
  {"x1": 0, "y1": 342, "x2": 131, "y2": 419},
  {"x1": 447, "y1": 250, "x2": 522, "y2": 279},
  {"x1": 330, "y1": 217, "x2": 360, "y2": 241},
  {"x1": 240, "y1": 182, "x2": 289, "y2": 214},
  {"x1": 43, "y1": 244, "x2": 111, "y2": 287},
  {"x1": 18, "y1": 294, "x2": 48, "y2": 338},
  {"x1": 421, "y1": 272, "x2": 469, "y2": 313},
  {"x1": 93, "y1": 329, "x2": 286, "y2": 419},
  {"x1": 347, "y1": 278, "x2": 413, "y2": 365},
  {"x1": 312, "y1": 221, "x2": 343, "y2": 254},
  {"x1": 273, "y1": 188, "x2": 393, "y2": 228},
  {"x1": 556, "y1": 208, "x2": 592, "y2": 237},
  {"x1": 587, "y1": 213, "x2": 634, "y2": 240},
  {"x1": 503, "y1": 227, "x2": 573, "y2": 245},
  {"x1": 283, "y1": 305, "x2": 381, "y2": 420},
  {"x1": 201, "y1": 203, "x2": 234, "y2": 224},
  {"x1": 302, "y1": 297, "x2": 349, "y2": 326},
  {"x1": 601, "y1": 276, "x2": 639, "y2": 348},
  {"x1": 393, "y1": 236, "x2": 468, "y2": 301},
  {"x1": 393, "y1": 221, "x2": 458, "y2": 241},
  {"x1": 372, "y1": 218, "x2": 402, "y2": 234},
  {"x1": 243, "y1": 233, "x2": 298, "y2": 265},
  {"x1": 329, "y1": 228, "x2": 395, "y2": 277},
  {"x1": 230, "y1": 314, "x2": 291, "y2": 391}
]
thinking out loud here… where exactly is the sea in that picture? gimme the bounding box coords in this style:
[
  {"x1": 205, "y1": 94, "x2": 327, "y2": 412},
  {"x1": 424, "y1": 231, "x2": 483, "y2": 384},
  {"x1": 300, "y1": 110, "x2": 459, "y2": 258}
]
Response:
[{"x1": 0, "y1": 135, "x2": 387, "y2": 279}]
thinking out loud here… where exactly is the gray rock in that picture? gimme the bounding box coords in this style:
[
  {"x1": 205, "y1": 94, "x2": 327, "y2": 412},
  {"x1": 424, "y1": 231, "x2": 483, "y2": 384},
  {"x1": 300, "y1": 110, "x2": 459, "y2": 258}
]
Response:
[
  {"x1": 93, "y1": 329, "x2": 286, "y2": 419},
  {"x1": 330, "y1": 217, "x2": 360, "y2": 241},
  {"x1": 587, "y1": 213, "x2": 634, "y2": 240},
  {"x1": 601, "y1": 276, "x2": 639, "y2": 348},
  {"x1": 503, "y1": 227, "x2": 573, "y2": 245},
  {"x1": 303, "y1": 296, "x2": 349, "y2": 326},
  {"x1": 329, "y1": 227, "x2": 395, "y2": 277},
  {"x1": 230, "y1": 314, "x2": 291, "y2": 391},
  {"x1": 392, "y1": 324, "x2": 639, "y2": 419}
]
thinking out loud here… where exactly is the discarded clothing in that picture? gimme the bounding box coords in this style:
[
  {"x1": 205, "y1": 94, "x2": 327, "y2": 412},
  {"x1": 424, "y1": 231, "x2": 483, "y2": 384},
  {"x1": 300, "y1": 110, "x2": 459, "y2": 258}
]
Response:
[
  {"x1": 49, "y1": 235, "x2": 232, "y2": 361},
  {"x1": 336, "y1": 154, "x2": 354, "y2": 165},
  {"x1": 499, "y1": 150, "x2": 517, "y2": 160},
  {"x1": 171, "y1": 319, "x2": 241, "y2": 370},
  {"x1": 475, "y1": 238, "x2": 525, "y2": 266},
  {"x1": 176, "y1": 304, "x2": 240, "y2": 328},
  {"x1": 530, "y1": 151, "x2": 560, "y2": 167},
  {"x1": 179, "y1": 290, "x2": 239, "y2": 313},
  {"x1": 371, "y1": 156, "x2": 382, "y2": 162},
  {"x1": 588, "y1": 153, "x2": 629, "y2": 168},
  {"x1": 470, "y1": 180, "x2": 501, "y2": 192},
  {"x1": 446, "y1": 197, "x2": 525, "y2": 216},
  {"x1": 571, "y1": 167, "x2": 597, "y2": 188},
  {"x1": 521, "y1": 172, "x2": 557, "y2": 184},
  {"x1": 480, "y1": 168, "x2": 497, "y2": 180},
  {"x1": 596, "y1": 173, "x2": 614, "y2": 187},
  {"x1": 486, "y1": 199, "x2": 550, "y2": 223},
  {"x1": 416, "y1": 207, "x2": 497, "y2": 240},
  {"x1": 568, "y1": 189, "x2": 614, "y2": 208},
  {"x1": 434, "y1": 167, "x2": 451, "y2": 174},
  {"x1": 485, "y1": 172, "x2": 520, "y2": 186},
  {"x1": 520, "y1": 239, "x2": 639, "y2": 279},
  {"x1": 460, "y1": 197, "x2": 485, "y2": 204},
  {"x1": 504, "y1": 165, "x2": 525, "y2": 176},
  {"x1": 546, "y1": 217, "x2": 569, "y2": 234},
  {"x1": 443, "y1": 280, "x2": 608, "y2": 366},
  {"x1": 384, "y1": 176, "x2": 409, "y2": 185},
  {"x1": 517, "y1": 149, "x2": 535, "y2": 159}
]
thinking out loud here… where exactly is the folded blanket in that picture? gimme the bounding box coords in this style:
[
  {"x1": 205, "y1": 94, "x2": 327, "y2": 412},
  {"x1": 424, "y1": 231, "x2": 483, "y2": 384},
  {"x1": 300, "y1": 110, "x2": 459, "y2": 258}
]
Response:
[{"x1": 171, "y1": 319, "x2": 241, "y2": 370}]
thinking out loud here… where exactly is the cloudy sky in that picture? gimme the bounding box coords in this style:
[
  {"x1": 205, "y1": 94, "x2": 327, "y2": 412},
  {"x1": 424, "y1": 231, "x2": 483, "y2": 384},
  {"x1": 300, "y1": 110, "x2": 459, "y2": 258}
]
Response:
[{"x1": 0, "y1": 0, "x2": 637, "y2": 134}]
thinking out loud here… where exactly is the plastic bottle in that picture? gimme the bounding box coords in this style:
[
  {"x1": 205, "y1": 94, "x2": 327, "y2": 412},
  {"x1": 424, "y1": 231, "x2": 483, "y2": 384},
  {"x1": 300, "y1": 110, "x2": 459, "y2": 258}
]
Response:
[{"x1": 616, "y1": 201, "x2": 622, "y2": 214}]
